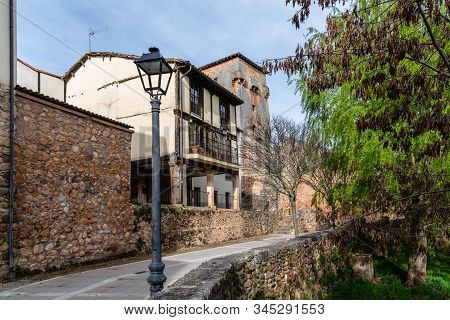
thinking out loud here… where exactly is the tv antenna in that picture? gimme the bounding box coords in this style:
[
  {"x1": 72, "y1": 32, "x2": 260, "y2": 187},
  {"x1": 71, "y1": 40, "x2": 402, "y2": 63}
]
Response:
[{"x1": 89, "y1": 27, "x2": 108, "y2": 52}]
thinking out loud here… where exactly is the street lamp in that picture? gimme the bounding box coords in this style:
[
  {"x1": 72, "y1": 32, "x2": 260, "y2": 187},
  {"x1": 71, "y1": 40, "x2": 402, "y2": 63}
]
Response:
[{"x1": 135, "y1": 47, "x2": 174, "y2": 295}]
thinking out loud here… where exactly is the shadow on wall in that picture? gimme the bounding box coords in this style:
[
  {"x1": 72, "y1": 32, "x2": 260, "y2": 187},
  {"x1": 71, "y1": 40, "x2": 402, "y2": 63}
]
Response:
[{"x1": 134, "y1": 130, "x2": 169, "y2": 159}]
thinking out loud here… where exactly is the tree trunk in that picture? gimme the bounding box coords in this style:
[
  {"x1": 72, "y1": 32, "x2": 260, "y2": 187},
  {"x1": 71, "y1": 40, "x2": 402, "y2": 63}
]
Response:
[
  {"x1": 330, "y1": 206, "x2": 337, "y2": 228},
  {"x1": 406, "y1": 213, "x2": 428, "y2": 286},
  {"x1": 290, "y1": 195, "x2": 299, "y2": 237}
]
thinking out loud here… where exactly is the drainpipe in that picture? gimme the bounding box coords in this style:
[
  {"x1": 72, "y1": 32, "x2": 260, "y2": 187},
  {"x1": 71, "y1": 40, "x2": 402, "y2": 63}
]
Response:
[
  {"x1": 178, "y1": 63, "x2": 192, "y2": 205},
  {"x1": 8, "y1": 0, "x2": 16, "y2": 271}
]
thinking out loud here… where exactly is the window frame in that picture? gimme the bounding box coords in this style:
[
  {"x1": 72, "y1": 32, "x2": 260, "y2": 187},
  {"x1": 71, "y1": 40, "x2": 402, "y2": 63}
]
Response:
[
  {"x1": 190, "y1": 81, "x2": 203, "y2": 118},
  {"x1": 219, "y1": 99, "x2": 230, "y2": 131}
]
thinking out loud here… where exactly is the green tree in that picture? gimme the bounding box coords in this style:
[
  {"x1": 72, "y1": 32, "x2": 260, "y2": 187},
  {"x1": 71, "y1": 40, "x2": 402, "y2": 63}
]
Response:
[{"x1": 264, "y1": 0, "x2": 449, "y2": 285}]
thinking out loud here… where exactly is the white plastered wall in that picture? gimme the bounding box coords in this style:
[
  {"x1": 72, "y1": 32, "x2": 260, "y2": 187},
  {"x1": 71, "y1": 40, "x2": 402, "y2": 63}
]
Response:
[
  {"x1": 17, "y1": 60, "x2": 64, "y2": 100},
  {"x1": 65, "y1": 56, "x2": 176, "y2": 159}
]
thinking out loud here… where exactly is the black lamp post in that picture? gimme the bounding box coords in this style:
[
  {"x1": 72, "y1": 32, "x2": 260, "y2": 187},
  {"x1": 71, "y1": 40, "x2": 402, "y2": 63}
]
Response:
[{"x1": 135, "y1": 47, "x2": 173, "y2": 295}]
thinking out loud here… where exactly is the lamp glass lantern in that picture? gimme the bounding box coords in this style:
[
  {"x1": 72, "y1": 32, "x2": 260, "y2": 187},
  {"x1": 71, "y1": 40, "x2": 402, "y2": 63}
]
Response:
[{"x1": 134, "y1": 47, "x2": 173, "y2": 99}]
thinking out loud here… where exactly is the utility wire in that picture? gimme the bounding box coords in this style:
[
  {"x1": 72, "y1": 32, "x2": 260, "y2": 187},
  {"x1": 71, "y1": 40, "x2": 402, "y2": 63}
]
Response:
[{"x1": 1, "y1": 0, "x2": 152, "y2": 103}]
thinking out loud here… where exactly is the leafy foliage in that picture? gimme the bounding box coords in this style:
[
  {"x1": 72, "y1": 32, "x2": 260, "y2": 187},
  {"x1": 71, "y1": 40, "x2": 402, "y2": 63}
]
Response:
[
  {"x1": 325, "y1": 250, "x2": 450, "y2": 299},
  {"x1": 263, "y1": 0, "x2": 449, "y2": 284}
]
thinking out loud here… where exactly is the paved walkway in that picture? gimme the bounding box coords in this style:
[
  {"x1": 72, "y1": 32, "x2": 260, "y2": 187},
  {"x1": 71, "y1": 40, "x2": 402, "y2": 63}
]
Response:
[{"x1": 0, "y1": 234, "x2": 292, "y2": 300}]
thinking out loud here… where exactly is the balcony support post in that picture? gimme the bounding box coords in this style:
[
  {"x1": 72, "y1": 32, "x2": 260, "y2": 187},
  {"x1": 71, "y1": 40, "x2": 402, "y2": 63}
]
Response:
[
  {"x1": 232, "y1": 174, "x2": 240, "y2": 210},
  {"x1": 169, "y1": 160, "x2": 181, "y2": 205},
  {"x1": 206, "y1": 171, "x2": 215, "y2": 209}
]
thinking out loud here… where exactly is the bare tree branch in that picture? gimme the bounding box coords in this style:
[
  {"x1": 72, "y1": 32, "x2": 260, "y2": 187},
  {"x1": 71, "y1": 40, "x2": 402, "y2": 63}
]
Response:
[
  {"x1": 416, "y1": 1, "x2": 450, "y2": 73},
  {"x1": 242, "y1": 115, "x2": 319, "y2": 237},
  {"x1": 405, "y1": 56, "x2": 450, "y2": 78}
]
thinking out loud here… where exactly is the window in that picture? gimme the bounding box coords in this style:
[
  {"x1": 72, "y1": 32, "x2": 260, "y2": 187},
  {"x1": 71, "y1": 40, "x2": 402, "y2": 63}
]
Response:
[
  {"x1": 252, "y1": 104, "x2": 256, "y2": 112},
  {"x1": 219, "y1": 99, "x2": 230, "y2": 130},
  {"x1": 190, "y1": 82, "x2": 203, "y2": 117}
]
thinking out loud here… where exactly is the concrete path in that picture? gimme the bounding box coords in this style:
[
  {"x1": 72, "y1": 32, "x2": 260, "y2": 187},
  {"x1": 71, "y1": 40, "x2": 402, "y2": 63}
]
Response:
[{"x1": 0, "y1": 234, "x2": 292, "y2": 300}]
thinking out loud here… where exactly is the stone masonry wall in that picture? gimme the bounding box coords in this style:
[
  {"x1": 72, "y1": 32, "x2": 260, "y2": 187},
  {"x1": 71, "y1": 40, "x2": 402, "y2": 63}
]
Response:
[
  {"x1": 241, "y1": 176, "x2": 277, "y2": 212},
  {"x1": 154, "y1": 230, "x2": 355, "y2": 300},
  {"x1": 133, "y1": 205, "x2": 278, "y2": 252},
  {"x1": 200, "y1": 57, "x2": 270, "y2": 130},
  {"x1": 0, "y1": 88, "x2": 280, "y2": 278},
  {"x1": 155, "y1": 220, "x2": 408, "y2": 300},
  {"x1": 0, "y1": 85, "x2": 10, "y2": 278},
  {"x1": 277, "y1": 181, "x2": 321, "y2": 214},
  {"x1": 12, "y1": 91, "x2": 134, "y2": 273}
]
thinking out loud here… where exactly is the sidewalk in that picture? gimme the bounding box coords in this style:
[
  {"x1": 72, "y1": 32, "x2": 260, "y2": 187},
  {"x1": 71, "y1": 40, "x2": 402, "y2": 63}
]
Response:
[{"x1": 0, "y1": 234, "x2": 292, "y2": 300}]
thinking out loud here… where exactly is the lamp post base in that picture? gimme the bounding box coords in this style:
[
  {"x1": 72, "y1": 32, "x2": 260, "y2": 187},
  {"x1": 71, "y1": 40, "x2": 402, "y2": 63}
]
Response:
[{"x1": 148, "y1": 261, "x2": 167, "y2": 294}]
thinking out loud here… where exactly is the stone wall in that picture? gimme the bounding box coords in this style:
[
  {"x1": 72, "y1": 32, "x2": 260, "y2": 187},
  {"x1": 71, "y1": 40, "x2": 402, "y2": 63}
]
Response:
[
  {"x1": 155, "y1": 219, "x2": 412, "y2": 300},
  {"x1": 0, "y1": 84, "x2": 10, "y2": 278},
  {"x1": 297, "y1": 210, "x2": 331, "y2": 232},
  {"x1": 133, "y1": 205, "x2": 278, "y2": 252},
  {"x1": 154, "y1": 230, "x2": 355, "y2": 300},
  {"x1": 0, "y1": 87, "x2": 280, "y2": 278},
  {"x1": 277, "y1": 181, "x2": 321, "y2": 213},
  {"x1": 241, "y1": 176, "x2": 277, "y2": 212},
  {"x1": 12, "y1": 89, "x2": 134, "y2": 273}
]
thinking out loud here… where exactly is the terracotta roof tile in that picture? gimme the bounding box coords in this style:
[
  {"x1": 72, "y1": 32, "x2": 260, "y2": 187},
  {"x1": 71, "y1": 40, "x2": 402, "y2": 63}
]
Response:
[{"x1": 199, "y1": 52, "x2": 265, "y2": 73}]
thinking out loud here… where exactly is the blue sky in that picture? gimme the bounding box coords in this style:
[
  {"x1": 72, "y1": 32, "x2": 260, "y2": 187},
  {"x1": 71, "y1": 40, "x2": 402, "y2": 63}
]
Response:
[{"x1": 16, "y1": 0, "x2": 328, "y2": 122}]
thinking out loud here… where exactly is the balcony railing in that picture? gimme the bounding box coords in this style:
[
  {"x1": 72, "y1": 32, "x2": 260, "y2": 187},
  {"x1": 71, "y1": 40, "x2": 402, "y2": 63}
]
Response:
[
  {"x1": 220, "y1": 118, "x2": 230, "y2": 131},
  {"x1": 189, "y1": 133, "x2": 238, "y2": 165}
]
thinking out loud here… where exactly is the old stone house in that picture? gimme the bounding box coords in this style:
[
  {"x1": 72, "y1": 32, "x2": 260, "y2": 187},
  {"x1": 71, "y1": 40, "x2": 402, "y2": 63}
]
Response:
[
  {"x1": 200, "y1": 53, "x2": 277, "y2": 211},
  {"x1": 0, "y1": 4, "x2": 322, "y2": 278}
]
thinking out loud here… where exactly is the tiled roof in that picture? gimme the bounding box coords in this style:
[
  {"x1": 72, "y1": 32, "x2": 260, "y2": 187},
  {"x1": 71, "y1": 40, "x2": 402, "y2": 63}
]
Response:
[
  {"x1": 15, "y1": 85, "x2": 133, "y2": 129},
  {"x1": 63, "y1": 51, "x2": 243, "y2": 105},
  {"x1": 63, "y1": 52, "x2": 140, "y2": 80},
  {"x1": 199, "y1": 52, "x2": 264, "y2": 73},
  {"x1": 63, "y1": 51, "x2": 185, "y2": 81},
  {"x1": 179, "y1": 62, "x2": 244, "y2": 106}
]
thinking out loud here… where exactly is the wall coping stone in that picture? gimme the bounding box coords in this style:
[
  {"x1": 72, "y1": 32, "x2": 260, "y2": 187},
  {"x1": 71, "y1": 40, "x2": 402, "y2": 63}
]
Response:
[{"x1": 153, "y1": 230, "x2": 330, "y2": 300}]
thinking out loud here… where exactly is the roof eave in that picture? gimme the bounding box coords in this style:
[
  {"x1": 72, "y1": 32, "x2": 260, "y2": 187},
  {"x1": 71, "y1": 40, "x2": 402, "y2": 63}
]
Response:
[
  {"x1": 199, "y1": 52, "x2": 266, "y2": 74},
  {"x1": 63, "y1": 52, "x2": 186, "y2": 82},
  {"x1": 180, "y1": 62, "x2": 244, "y2": 106}
]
